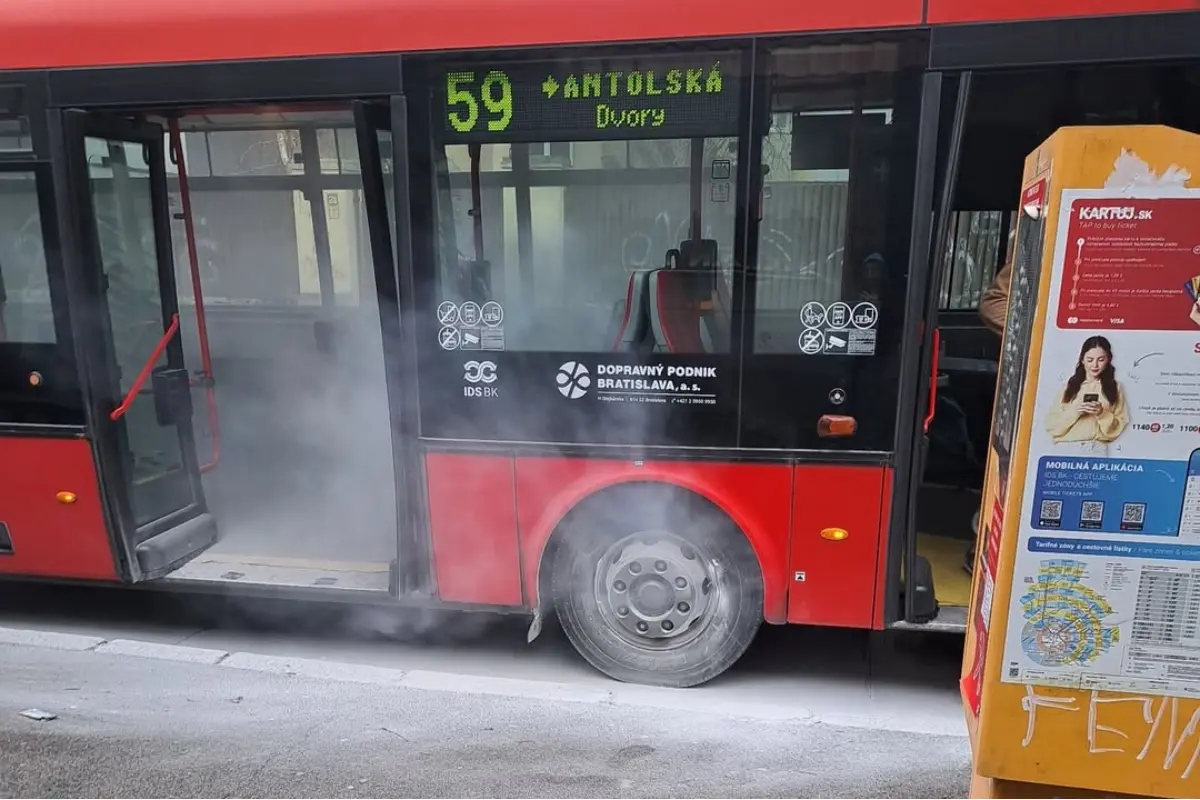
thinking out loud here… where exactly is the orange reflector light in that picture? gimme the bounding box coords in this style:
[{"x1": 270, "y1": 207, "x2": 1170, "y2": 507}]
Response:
[
  {"x1": 821, "y1": 527, "x2": 849, "y2": 541},
  {"x1": 28, "y1": 371, "x2": 42, "y2": 387},
  {"x1": 55, "y1": 492, "x2": 77, "y2": 504},
  {"x1": 817, "y1": 414, "x2": 857, "y2": 438}
]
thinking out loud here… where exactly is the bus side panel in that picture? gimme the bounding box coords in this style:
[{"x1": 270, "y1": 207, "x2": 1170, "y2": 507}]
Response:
[
  {"x1": 926, "y1": 0, "x2": 1194, "y2": 23},
  {"x1": 788, "y1": 464, "x2": 886, "y2": 628},
  {"x1": 0, "y1": 0, "x2": 925, "y2": 71},
  {"x1": 425, "y1": 452, "x2": 523, "y2": 607},
  {"x1": 513, "y1": 457, "x2": 793, "y2": 623},
  {"x1": 873, "y1": 467, "x2": 895, "y2": 629},
  {"x1": 0, "y1": 436, "x2": 118, "y2": 581}
]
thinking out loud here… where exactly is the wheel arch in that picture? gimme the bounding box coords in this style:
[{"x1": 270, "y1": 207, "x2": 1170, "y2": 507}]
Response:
[{"x1": 527, "y1": 471, "x2": 783, "y2": 623}]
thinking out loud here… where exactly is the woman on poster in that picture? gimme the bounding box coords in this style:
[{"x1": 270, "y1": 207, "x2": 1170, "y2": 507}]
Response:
[{"x1": 1044, "y1": 335, "x2": 1129, "y2": 456}]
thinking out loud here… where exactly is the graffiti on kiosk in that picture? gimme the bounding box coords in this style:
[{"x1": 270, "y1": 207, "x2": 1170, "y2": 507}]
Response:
[{"x1": 1019, "y1": 684, "x2": 1200, "y2": 780}]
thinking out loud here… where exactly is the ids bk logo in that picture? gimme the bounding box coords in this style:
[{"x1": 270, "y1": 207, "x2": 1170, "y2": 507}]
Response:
[{"x1": 463, "y1": 360, "x2": 498, "y2": 397}]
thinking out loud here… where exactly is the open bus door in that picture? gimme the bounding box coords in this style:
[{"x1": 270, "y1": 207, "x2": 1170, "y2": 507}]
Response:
[
  {"x1": 351, "y1": 98, "x2": 429, "y2": 597},
  {"x1": 55, "y1": 111, "x2": 216, "y2": 581}
]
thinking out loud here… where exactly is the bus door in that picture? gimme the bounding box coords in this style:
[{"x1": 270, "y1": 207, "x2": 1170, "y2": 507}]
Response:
[
  {"x1": 57, "y1": 111, "x2": 215, "y2": 581},
  {"x1": 351, "y1": 98, "x2": 429, "y2": 596}
]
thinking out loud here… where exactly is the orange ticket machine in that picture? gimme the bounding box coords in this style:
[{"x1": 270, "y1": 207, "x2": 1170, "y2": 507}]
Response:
[{"x1": 962, "y1": 125, "x2": 1200, "y2": 799}]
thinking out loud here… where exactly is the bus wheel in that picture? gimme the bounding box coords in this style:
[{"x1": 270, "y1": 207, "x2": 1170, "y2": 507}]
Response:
[{"x1": 550, "y1": 491, "x2": 763, "y2": 688}]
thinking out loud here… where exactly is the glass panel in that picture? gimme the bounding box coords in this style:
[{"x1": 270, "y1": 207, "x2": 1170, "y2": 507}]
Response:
[
  {"x1": 87, "y1": 135, "x2": 193, "y2": 526},
  {"x1": 433, "y1": 138, "x2": 738, "y2": 353},
  {"x1": 938, "y1": 210, "x2": 1016, "y2": 310},
  {"x1": 753, "y1": 42, "x2": 913, "y2": 355},
  {"x1": 429, "y1": 52, "x2": 742, "y2": 355},
  {"x1": 377, "y1": 128, "x2": 397, "y2": 265},
  {"x1": 0, "y1": 171, "x2": 54, "y2": 343},
  {"x1": 0, "y1": 86, "x2": 32, "y2": 153}
]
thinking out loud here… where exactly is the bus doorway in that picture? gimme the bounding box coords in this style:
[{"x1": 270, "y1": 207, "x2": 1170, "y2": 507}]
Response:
[
  {"x1": 67, "y1": 104, "x2": 406, "y2": 595},
  {"x1": 908, "y1": 61, "x2": 1200, "y2": 627}
]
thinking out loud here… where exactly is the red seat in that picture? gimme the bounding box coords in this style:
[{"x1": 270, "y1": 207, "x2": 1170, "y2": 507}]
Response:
[
  {"x1": 609, "y1": 270, "x2": 652, "y2": 351},
  {"x1": 649, "y1": 269, "x2": 705, "y2": 353}
]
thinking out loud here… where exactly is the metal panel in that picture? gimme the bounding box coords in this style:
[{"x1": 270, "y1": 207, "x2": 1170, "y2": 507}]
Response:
[
  {"x1": 929, "y1": 11, "x2": 1200, "y2": 70},
  {"x1": 46, "y1": 56, "x2": 403, "y2": 109}
]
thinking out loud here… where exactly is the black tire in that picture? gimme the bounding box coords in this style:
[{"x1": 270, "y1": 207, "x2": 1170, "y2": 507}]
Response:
[{"x1": 549, "y1": 485, "x2": 763, "y2": 688}]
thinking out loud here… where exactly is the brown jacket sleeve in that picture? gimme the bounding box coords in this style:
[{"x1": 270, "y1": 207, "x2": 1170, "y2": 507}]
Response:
[{"x1": 979, "y1": 263, "x2": 1012, "y2": 336}]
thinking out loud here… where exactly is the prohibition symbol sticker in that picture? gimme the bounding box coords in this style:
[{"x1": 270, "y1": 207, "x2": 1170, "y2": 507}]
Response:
[
  {"x1": 438, "y1": 326, "x2": 461, "y2": 350},
  {"x1": 437, "y1": 301, "x2": 459, "y2": 326},
  {"x1": 799, "y1": 329, "x2": 824, "y2": 355}
]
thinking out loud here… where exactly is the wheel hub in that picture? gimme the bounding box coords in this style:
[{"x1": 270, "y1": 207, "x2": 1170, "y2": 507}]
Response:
[{"x1": 600, "y1": 534, "x2": 714, "y2": 642}]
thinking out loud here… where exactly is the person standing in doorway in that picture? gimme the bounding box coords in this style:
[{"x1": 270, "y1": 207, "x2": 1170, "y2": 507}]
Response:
[{"x1": 964, "y1": 231, "x2": 1015, "y2": 574}]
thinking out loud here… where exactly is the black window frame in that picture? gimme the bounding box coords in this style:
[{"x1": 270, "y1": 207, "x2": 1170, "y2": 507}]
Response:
[{"x1": 0, "y1": 73, "x2": 83, "y2": 431}]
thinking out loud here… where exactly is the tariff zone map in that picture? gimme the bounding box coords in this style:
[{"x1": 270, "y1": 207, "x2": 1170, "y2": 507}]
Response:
[{"x1": 1019, "y1": 559, "x2": 1120, "y2": 668}]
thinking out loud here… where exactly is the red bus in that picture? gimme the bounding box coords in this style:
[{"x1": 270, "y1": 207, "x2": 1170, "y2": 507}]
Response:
[{"x1": 0, "y1": 0, "x2": 1195, "y2": 687}]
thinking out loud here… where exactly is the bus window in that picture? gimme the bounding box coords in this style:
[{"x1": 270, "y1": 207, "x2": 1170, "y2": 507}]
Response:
[
  {"x1": 430, "y1": 58, "x2": 740, "y2": 355},
  {"x1": 0, "y1": 170, "x2": 53, "y2": 344},
  {"x1": 938, "y1": 210, "x2": 1015, "y2": 311},
  {"x1": 753, "y1": 42, "x2": 918, "y2": 356}
]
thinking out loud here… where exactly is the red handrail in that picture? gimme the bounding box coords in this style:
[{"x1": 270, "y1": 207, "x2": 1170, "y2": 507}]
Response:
[
  {"x1": 923, "y1": 327, "x2": 940, "y2": 434},
  {"x1": 169, "y1": 118, "x2": 221, "y2": 473},
  {"x1": 110, "y1": 313, "x2": 180, "y2": 421}
]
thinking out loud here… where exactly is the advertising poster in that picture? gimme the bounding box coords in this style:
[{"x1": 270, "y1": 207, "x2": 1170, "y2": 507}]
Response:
[{"x1": 1000, "y1": 185, "x2": 1200, "y2": 698}]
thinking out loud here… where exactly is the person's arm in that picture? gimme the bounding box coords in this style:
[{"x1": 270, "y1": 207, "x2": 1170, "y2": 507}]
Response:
[
  {"x1": 979, "y1": 263, "x2": 1012, "y2": 336},
  {"x1": 1045, "y1": 394, "x2": 1083, "y2": 439},
  {"x1": 1095, "y1": 386, "x2": 1130, "y2": 442}
]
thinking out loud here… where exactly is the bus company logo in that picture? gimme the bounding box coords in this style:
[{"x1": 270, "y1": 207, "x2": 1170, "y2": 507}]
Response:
[
  {"x1": 463, "y1": 360, "x2": 498, "y2": 397},
  {"x1": 556, "y1": 361, "x2": 591, "y2": 399}
]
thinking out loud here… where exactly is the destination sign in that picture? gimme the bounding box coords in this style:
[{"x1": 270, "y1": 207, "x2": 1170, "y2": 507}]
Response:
[{"x1": 438, "y1": 53, "x2": 741, "y2": 143}]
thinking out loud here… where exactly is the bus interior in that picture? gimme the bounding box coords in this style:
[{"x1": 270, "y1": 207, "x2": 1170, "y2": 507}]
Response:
[{"x1": 914, "y1": 60, "x2": 1200, "y2": 622}]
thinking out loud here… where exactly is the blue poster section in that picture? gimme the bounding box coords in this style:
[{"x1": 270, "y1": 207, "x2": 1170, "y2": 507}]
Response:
[
  {"x1": 1028, "y1": 537, "x2": 1200, "y2": 561},
  {"x1": 1030, "y1": 456, "x2": 1185, "y2": 536}
]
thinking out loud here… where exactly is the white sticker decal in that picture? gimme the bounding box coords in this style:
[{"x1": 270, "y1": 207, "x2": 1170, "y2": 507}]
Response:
[
  {"x1": 481, "y1": 301, "x2": 504, "y2": 327},
  {"x1": 437, "y1": 326, "x2": 461, "y2": 351},
  {"x1": 800, "y1": 301, "x2": 827, "y2": 329},
  {"x1": 799, "y1": 329, "x2": 824, "y2": 355},
  {"x1": 852, "y1": 302, "x2": 878, "y2": 330},
  {"x1": 826, "y1": 302, "x2": 852, "y2": 330}
]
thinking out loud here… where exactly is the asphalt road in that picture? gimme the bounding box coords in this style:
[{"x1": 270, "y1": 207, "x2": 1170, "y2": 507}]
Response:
[
  {"x1": 0, "y1": 641, "x2": 971, "y2": 798},
  {"x1": 0, "y1": 583, "x2": 972, "y2": 797}
]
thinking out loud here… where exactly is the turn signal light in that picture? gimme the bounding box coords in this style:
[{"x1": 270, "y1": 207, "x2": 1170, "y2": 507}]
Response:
[
  {"x1": 55, "y1": 491, "x2": 77, "y2": 505},
  {"x1": 817, "y1": 415, "x2": 857, "y2": 438},
  {"x1": 820, "y1": 527, "x2": 850, "y2": 541},
  {"x1": 28, "y1": 371, "x2": 42, "y2": 387}
]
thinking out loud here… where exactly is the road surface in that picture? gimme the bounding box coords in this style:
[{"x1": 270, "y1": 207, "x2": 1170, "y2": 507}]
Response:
[
  {"x1": 0, "y1": 635, "x2": 970, "y2": 797},
  {"x1": 0, "y1": 585, "x2": 972, "y2": 797}
]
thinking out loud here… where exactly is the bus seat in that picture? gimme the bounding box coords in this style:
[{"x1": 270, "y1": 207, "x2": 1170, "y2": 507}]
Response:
[
  {"x1": 678, "y1": 238, "x2": 730, "y2": 353},
  {"x1": 649, "y1": 269, "x2": 705, "y2": 353},
  {"x1": 678, "y1": 238, "x2": 718, "y2": 269},
  {"x1": 700, "y1": 274, "x2": 732, "y2": 353},
  {"x1": 609, "y1": 269, "x2": 653, "y2": 351}
]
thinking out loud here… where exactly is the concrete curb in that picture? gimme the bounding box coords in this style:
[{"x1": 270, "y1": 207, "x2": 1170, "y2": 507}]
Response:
[{"x1": 0, "y1": 625, "x2": 967, "y2": 737}]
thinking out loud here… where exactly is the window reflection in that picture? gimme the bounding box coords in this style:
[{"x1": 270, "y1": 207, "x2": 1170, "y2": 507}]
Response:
[
  {"x1": 433, "y1": 137, "x2": 739, "y2": 353},
  {"x1": 0, "y1": 171, "x2": 52, "y2": 343},
  {"x1": 754, "y1": 42, "x2": 916, "y2": 355}
]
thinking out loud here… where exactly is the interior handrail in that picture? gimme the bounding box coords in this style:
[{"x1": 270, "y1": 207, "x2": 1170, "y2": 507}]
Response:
[
  {"x1": 923, "y1": 326, "x2": 941, "y2": 435},
  {"x1": 169, "y1": 117, "x2": 221, "y2": 473},
  {"x1": 109, "y1": 313, "x2": 179, "y2": 421}
]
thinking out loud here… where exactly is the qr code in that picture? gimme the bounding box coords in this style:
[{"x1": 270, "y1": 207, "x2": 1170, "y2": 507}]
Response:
[
  {"x1": 1081, "y1": 501, "x2": 1104, "y2": 522},
  {"x1": 1008, "y1": 666, "x2": 1020, "y2": 679},
  {"x1": 1040, "y1": 499, "x2": 1063, "y2": 521},
  {"x1": 1122, "y1": 503, "x2": 1147, "y2": 525}
]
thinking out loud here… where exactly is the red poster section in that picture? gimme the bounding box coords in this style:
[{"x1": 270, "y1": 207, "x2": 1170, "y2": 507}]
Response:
[{"x1": 1057, "y1": 195, "x2": 1200, "y2": 331}]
